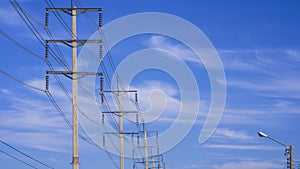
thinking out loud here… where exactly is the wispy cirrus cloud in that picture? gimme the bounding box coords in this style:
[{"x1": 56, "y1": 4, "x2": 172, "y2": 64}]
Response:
[
  {"x1": 182, "y1": 159, "x2": 282, "y2": 169},
  {"x1": 219, "y1": 48, "x2": 300, "y2": 72},
  {"x1": 214, "y1": 128, "x2": 253, "y2": 140},
  {"x1": 0, "y1": 7, "x2": 23, "y2": 26},
  {"x1": 0, "y1": 97, "x2": 67, "y2": 129},
  {"x1": 145, "y1": 36, "x2": 300, "y2": 101},
  {"x1": 134, "y1": 80, "x2": 205, "y2": 118},
  {"x1": 199, "y1": 128, "x2": 283, "y2": 151},
  {"x1": 212, "y1": 160, "x2": 282, "y2": 169},
  {"x1": 0, "y1": 130, "x2": 70, "y2": 152},
  {"x1": 0, "y1": 78, "x2": 72, "y2": 152},
  {"x1": 220, "y1": 48, "x2": 300, "y2": 101},
  {"x1": 202, "y1": 144, "x2": 280, "y2": 151},
  {"x1": 145, "y1": 35, "x2": 201, "y2": 63},
  {"x1": 227, "y1": 77, "x2": 300, "y2": 100}
]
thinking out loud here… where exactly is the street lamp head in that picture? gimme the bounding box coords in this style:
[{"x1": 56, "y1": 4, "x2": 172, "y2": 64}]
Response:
[
  {"x1": 258, "y1": 131, "x2": 287, "y2": 148},
  {"x1": 258, "y1": 131, "x2": 268, "y2": 138}
]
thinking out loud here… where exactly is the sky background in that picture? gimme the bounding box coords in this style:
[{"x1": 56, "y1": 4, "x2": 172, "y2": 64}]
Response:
[{"x1": 1, "y1": 0, "x2": 300, "y2": 169}]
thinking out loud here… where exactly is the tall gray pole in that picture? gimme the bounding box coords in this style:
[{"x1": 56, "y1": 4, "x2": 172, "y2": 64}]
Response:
[
  {"x1": 71, "y1": 6, "x2": 79, "y2": 169},
  {"x1": 144, "y1": 128, "x2": 148, "y2": 169},
  {"x1": 45, "y1": 6, "x2": 102, "y2": 169},
  {"x1": 117, "y1": 78, "x2": 124, "y2": 169}
]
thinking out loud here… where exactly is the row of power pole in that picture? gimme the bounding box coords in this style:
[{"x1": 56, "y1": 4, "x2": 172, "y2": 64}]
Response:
[
  {"x1": 101, "y1": 79, "x2": 166, "y2": 169},
  {"x1": 44, "y1": 2, "x2": 166, "y2": 169}
]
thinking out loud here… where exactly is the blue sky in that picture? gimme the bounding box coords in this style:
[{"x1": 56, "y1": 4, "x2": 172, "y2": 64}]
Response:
[{"x1": 1, "y1": 0, "x2": 300, "y2": 169}]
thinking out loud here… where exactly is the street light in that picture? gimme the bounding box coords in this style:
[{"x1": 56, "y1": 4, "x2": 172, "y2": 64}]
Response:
[
  {"x1": 258, "y1": 131, "x2": 294, "y2": 169},
  {"x1": 258, "y1": 131, "x2": 287, "y2": 148},
  {"x1": 258, "y1": 131, "x2": 268, "y2": 138}
]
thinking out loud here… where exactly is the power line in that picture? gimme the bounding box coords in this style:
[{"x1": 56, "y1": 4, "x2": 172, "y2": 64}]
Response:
[
  {"x1": 10, "y1": 0, "x2": 44, "y2": 46},
  {"x1": 44, "y1": 0, "x2": 73, "y2": 36},
  {"x1": 0, "y1": 149, "x2": 38, "y2": 169},
  {"x1": 0, "y1": 28, "x2": 44, "y2": 60},
  {"x1": 45, "y1": 91, "x2": 72, "y2": 129},
  {"x1": 0, "y1": 65, "x2": 73, "y2": 131},
  {"x1": 0, "y1": 68, "x2": 95, "y2": 148},
  {"x1": 0, "y1": 69, "x2": 45, "y2": 92},
  {"x1": 0, "y1": 140, "x2": 54, "y2": 169},
  {"x1": 3, "y1": 0, "x2": 111, "y2": 158},
  {"x1": 0, "y1": 37, "x2": 103, "y2": 150},
  {"x1": 1, "y1": 67, "x2": 109, "y2": 152},
  {"x1": 0, "y1": 27, "x2": 72, "y2": 104},
  {"x1": 10, "y1": 0, "x2": 71, "y2": 71},
  {"x1": 7, "y1": 0, "x2": 142, "y2": 132},
  {"x1": 4, "y1": 1, "x2": 165, "y2": 168},
  {"x1": 6, "y1": 0, "x2": 74, "y2": 118},
  {"x1": 102, "y1": 140, "x2": 120, "y2": 169}
]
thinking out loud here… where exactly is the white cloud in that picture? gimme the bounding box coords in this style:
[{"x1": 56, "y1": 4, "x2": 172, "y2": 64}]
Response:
[
  {"x1": 0, "y1": 8, "x2": 23, "y2": 26},
  {"x1": 203, "y1": 144, "x2": 280, "y2": 151},
  {"x1": 1, "y1": 130, "x2": 70, "y2": 153},
  {"x1": 219, "y1": 108, "x2": 266, "y2": 125},
  {"x1": 146, "y1": 35, "x2": 228, "y2": 71},
  {"x1": 214, "y1": 128, "x2": 253, "y2": 140},
  {"x1": 184, "y1": 163, "x2": 201, "y2": 169},
  {"x1": 272, "y1": 99, "x2": 294, "y2": 109},
  {"x1": 213, "y1": 161, "x2": 282, "y2": 169},
  {"x1": 146, "y1": 35, "x2": 201, "y2": 63},
  {"x1": 0, "y1": 78, "x2": 73, "y2": 152},
  {"x1": 1, "y1": 88, "x2": 11, "y2": 95},
  {"x1": 127, "y1": 80, "x2": 201, "y2": 123},
  {"x1": 0, "y1": 97, "x2": 67, "y2": 129},
  {"x1": 227, "y1": 77, "x2": 300, "y2": 96},
  {"x1": 199, "y1": 127, "x2": 285, "y2": 151},
  {"x1": 220, "y1": 48, "x2": 300, "y2": 101},
  {"x1": 25, "y1": 78, "x2": 46, "y2": 92},
  {"x1": 286, "y1": 49, "x2": 300, "y2": 60},
  {"x1": 219, "y1": 48, "x2": 300, "y2": 71}
]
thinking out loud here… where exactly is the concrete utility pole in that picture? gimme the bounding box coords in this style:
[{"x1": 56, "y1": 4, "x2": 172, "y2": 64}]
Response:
[
  {"x1": 117, "y1": 78, "x2": 124, "y2": 169},
  {"x1": 144, "y1": 128, "x2": 148, "y2": 169},
  {"x1": 133, "y1": 130, "x2": 165, "y2": 169},
  {"x1": 101, "y1": 79, "x2": 138, "y2": 169},
  {"x1": 71, "y1": 6, "x2": 79, "y2": 169},
  {"x1": 45, "y1": 5, "x2": 102, "y2": 169}
]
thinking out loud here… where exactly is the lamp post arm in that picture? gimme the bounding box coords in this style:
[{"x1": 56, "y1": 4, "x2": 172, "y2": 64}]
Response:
[{"x1": 268, "y1": 136, "x2": 287, "y2": 148}]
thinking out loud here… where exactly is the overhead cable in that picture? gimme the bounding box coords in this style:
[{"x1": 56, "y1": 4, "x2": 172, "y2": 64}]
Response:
[{"x1": 0, "y1": 140, "x2": 54, "y2": 169}]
